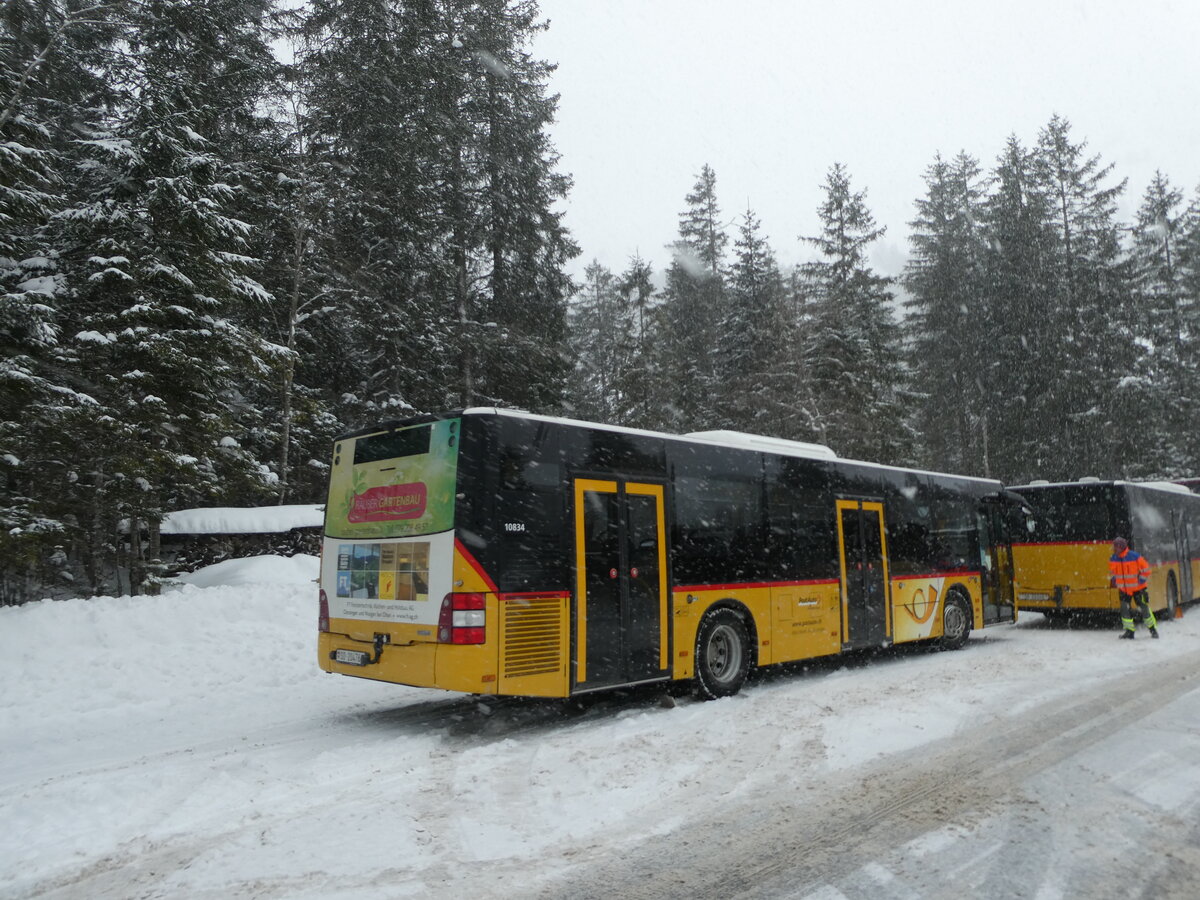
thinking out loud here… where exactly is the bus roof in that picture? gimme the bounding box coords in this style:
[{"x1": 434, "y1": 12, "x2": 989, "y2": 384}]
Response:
[
  {"x1": 1011, "y1": 479, "x2": 1196, "y2": 497},
  {"x1": 458, "y1": 407, "x2": 1002, "y2": 487}
]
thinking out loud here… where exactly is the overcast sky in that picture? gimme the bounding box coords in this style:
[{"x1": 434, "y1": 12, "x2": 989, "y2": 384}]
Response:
[{"x1": 532, "y1": 0, "x2": 1200, "y2": 280}]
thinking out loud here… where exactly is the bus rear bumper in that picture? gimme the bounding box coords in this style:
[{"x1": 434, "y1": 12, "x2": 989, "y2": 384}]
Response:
[
  {"x1": 320, "y1": 632, "x2": 503, "y2": 693},
  {"x1": 1017, "y1": 586, "x2": 1119, "y2": 613}
]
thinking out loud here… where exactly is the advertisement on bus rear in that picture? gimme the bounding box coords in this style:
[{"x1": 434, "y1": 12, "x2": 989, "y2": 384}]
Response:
[{"x1": 325, "y1": 418, "x2": 460, "y2": 540}]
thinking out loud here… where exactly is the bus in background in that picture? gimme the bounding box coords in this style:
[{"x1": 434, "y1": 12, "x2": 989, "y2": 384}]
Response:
[
  {"x1": 318, "y1": 409, "x2": 1025, "y2": 700},
  {"x1": 1008, "y1": 479, "x2": 1200, "y2": 623}
]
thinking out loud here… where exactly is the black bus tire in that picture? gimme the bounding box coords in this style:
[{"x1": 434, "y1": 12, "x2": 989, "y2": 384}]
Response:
[
  {"x1": 694, "y1": 608, "x2": 751, "y2": 700},
  {"x1": 939, "y1": 592, "x2": 972, "y2": 651},
  {"x1": 1166, "y1": 574, "x2": 1179, "y2": 618}
]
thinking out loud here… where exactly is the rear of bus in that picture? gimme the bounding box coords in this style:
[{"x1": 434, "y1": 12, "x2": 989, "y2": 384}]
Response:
[
  {"x1": 1010, "y1": 482, "x2": 1123, "y2": 615},
  {"x1": 318, "y1": 415, "x2": 499, "y2": 693}
]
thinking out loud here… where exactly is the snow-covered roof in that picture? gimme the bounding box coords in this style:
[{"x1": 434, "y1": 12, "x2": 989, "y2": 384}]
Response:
[
  {"x1": 1012, "y1": 479, "x2": 1197, "y2": 497},
  {"x1": 160, "y1": 505, "x2": 324, "y2": 535},
  {"x1": 461, "y1": 407, "x2": 998, "y2": 484},
  {"x1": 683, "y1": 430, "x2": 837, "y2": 460},
  {"x1": 1137, "y1": 481, "x2": 1196, "y2": 496}
]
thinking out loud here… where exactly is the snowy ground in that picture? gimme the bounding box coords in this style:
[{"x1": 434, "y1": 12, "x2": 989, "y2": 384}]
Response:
[{"x1": 3, "y1": 557, "x2": 1200, "y2": 899}]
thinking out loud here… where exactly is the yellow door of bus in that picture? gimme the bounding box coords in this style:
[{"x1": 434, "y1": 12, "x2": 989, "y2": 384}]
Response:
[
  {"x1": 573, "y1": 479, "x2": 669, "y2": 692},
  {"x1": 836, "y1": 499, "x2": 891, "y2": 648}
]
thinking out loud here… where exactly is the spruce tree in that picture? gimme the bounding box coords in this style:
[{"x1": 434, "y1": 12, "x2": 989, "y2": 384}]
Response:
[
  {"x1": 460, "y1": 0, "x2": 576, "y2": 413},
  {"x1": 1033, "y1": 114, "x2": 1132, "y2": 478},
  {"x1": 718, "y1": 207, "x2": 796, "y2": 435},
  {"x1": 656, "y1": 164, "x2": 728, "y2": 431},
  {"x1": 297, "y1": 0, "x2": 449, "y2": 423},
  {"x1": 1180, "y1": 183, "x2": 1200, "y2": 407},
  {"x1": 297, "y1": 0, "x2": 574, "y2": 421},
  {"x1": 1130, "y1": 171, "x2": 1193, "y2": 475},
  {"x1": 566, "y1": 260, "x2": 632, "y2": 424},
  {"x1": 979, "y1": 135, "x2": 1062, "y2": 483},
  {"x1": 52, "y1": 0, "x2": 284, "y2": 592},
  {"x1": 903, "y1": 152, "x2": 990, "y2": 475},
  {"x1": 1, "y1": 0, "x2": 126, "y2": 600},
  {"x1": 797, "y1": 163, "x2": 909, "y2": 463},
  {"x1": 615, "y1": 253, "x2": 657, "y2": 428}
]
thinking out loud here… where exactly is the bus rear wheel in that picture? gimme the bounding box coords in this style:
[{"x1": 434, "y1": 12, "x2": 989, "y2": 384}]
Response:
[
  {"x1": 694, "y1": 608, "x2": 750, "y2": 700},
  {"x1": 1166, "y1": 574, "x2": 1180, "y2": 618},
  {"x1": 939, "y1": 593, "x2": 971, "y2": 651}
]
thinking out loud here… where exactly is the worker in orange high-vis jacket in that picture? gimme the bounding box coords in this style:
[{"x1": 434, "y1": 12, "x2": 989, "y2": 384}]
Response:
[{"x1": 1109, "y1": 537, "x2": 1158, "y2": 639}]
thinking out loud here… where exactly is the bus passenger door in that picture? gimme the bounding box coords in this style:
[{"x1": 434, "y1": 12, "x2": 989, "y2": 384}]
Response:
[
  {"x1": 836, "y1": 500, "x2": 890, "y2": 648},
  {"x1": 1173, "y1": 511, "x2": 1193, "y2": 605},
  {"x1": 573, "y1": 479, "x2": 669, "y2": 691},
  {"x1": 979, "y1": 499, "x2": 1016, "y2": 624}
]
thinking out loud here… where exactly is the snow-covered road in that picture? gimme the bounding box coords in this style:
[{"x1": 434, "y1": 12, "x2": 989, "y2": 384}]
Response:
[{"x1": 3, "y1": 556, "x2": 1199, "y2": 899}]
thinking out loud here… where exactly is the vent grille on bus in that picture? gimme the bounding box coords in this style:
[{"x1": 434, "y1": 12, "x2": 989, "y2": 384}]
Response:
[{"x1": 502, "y1": 597, "x2": 563, "y2": 678}]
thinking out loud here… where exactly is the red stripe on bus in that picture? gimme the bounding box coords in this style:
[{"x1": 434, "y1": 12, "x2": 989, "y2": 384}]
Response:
[
  {"x1": 454, "y1": 538, "x2": 499, "y2": 593},
  {"x1": 676, "y1": 570, "x2": 980, "y2": 594},
  {"x1": 675, "y1": 578, "x2": 840, "y2": 593},
  {"x1": 1012, "y1": 540, "x2": 1112, "y2": 548}
]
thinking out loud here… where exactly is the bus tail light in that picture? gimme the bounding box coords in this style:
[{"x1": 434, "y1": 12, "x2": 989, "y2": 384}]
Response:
[
  {"x1": 319, "y1": 589, "x2": 330, "y2": 633},
  {"x1": 439, "y1": 592, "x2": 486, "y2": 644}
]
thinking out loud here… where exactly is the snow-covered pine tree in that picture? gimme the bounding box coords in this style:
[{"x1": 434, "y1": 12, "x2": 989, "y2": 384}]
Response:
[
  {"x1": 1182, "y1": 182, "x2": 1200, "y2": 308},
  {"x1": 457, "y1": 0, "x2": 576, "y2": 414},
  {"x1": 796, "y1": 163, "x2": 910, "y2": 463},
  {"x1": 1033, "y1": 114, "x2": 1133, "y2": 479},
  {"x1": 978, "y1": 135, "x2": 1063, "y2": 483},
  {"x1": 717, "y1": 207, "x2": 800, "y2": 436},
  {"x1": 228, "y1": 10, "x2": 343, "y2": 507},
  {"x1": 296, "y1": 0, "x2": 449, "y2": 425},
  {"x1": 566, "y1": 260, "x2": 633, "y2": 424},
  {"x1": 1180, "y1": 184, "x2": 1200, "y2": 461},
  {"x1": 903, "y1": 152, "x2": 990, "y2": 475},
  {"x1": 1, "y1": 0, "x2": 126, "y2": 601},
  {"x1": 297, "y1": 0, "x2": 574, "y2": 421},
  {"x1": 1130, "y1": 171, "x2": 1194, "y2": 476},
  {"x1": 655, "y1": 164, "x2": 728, "y2": 432},
  {"x1": 52, "y1": 0, "x2": 284, "y2": 593},
  {"x1": 615, "y1": 253, "x2": 657, "y2": 429}
]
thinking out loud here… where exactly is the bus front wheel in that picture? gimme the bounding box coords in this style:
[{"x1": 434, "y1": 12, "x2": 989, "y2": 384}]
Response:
[
  {"x1": 694, "y1": 608, "x2": 750, "y2": 700},
  {"x1": 939, "y1": 593, "x2": 972, "y2": 651}
]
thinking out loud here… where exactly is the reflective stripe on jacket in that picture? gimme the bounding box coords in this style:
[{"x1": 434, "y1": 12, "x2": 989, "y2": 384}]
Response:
[{"x1": 1109, "y1": 550, "x2": 1150, "y2": 596}]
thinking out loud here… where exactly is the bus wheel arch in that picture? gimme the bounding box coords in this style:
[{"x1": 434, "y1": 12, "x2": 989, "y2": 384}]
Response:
[
  {"x1": 693, "y1": 603, "x2": 753, "y2": 700},
  {"x1": 939, "y1": 587, "x2": 972, "y2": 651}
]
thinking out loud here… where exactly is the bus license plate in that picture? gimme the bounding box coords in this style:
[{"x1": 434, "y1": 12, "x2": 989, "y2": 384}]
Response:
[{"x1": 334, "y1": 649, "x2": 371, "y2": 666}]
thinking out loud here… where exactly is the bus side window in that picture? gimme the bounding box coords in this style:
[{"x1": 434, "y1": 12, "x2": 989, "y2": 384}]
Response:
[
  {"x1": 764, "y1": 458, "x2": 835, "y2": 581},
  {"x1": 976, "y1": 512, "x2": 993, "y2": 572},
  {"x1": 930, "y1": 500, "x2": 975, "y2": 571},
  {"x1": 672, "y1": 447, "x2": 765, "y2": 585}
]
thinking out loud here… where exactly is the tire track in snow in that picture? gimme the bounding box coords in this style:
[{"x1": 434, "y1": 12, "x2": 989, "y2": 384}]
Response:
[{"x1": 539, "y1": 651, "x2": 1200, "y2": 900}]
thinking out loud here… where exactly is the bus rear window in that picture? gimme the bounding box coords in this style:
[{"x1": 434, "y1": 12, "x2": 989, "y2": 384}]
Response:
[
  {"x1": 1026, "y1": 489, "x2": 1117, "y2": 542},
  {"x1": 354, "y1": 426, "x2": 431, "y2": 465}
]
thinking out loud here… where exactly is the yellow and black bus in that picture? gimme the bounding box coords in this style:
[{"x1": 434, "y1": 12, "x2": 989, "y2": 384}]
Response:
[
  {"x1": 1009, "y1": 479, "x2": 1200, "y2": 622},
  {"x1": 318, "y1": 409, "x2": 1024, "y2": 699}
]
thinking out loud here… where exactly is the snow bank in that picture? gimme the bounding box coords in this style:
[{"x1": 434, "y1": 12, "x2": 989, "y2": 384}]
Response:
[
  {"x1": 0, "y1": 557, "x2": 321, "y2": 730},
  {"x1": 167, "y1": 553, "x2": 318, "y2": 588}
]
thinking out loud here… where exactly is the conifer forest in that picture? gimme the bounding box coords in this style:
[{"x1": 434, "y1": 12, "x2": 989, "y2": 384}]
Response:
[{"x1": 4, "y1": 1, "x2": 1200, "y2": 602}]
